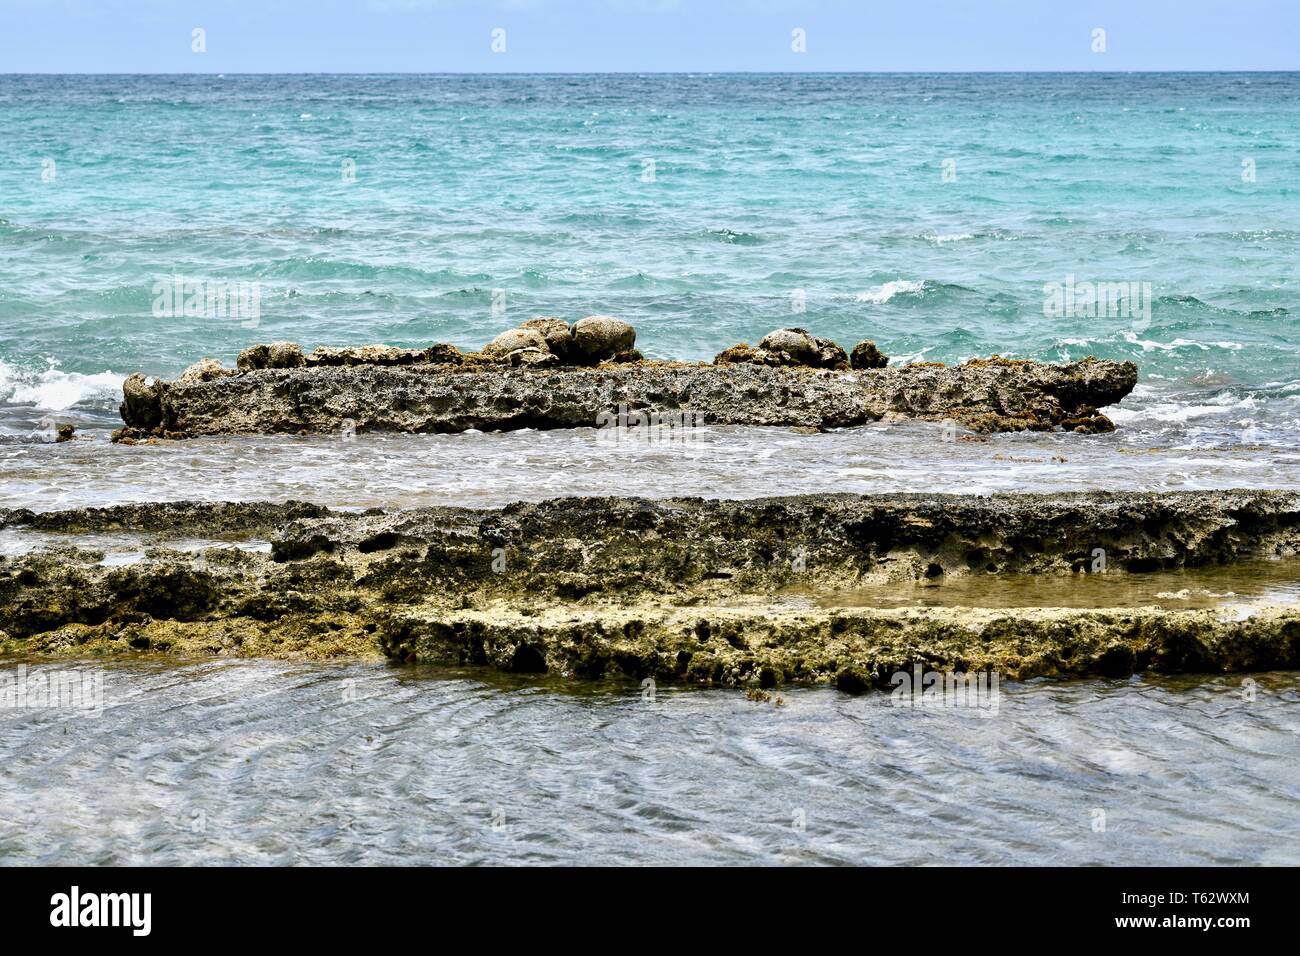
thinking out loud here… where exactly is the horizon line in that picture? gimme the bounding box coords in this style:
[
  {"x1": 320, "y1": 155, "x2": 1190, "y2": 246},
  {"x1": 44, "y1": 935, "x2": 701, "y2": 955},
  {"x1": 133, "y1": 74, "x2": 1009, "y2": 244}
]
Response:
[{"x1": 3, "y1": 69, "x2": 1298, "y2": 77}]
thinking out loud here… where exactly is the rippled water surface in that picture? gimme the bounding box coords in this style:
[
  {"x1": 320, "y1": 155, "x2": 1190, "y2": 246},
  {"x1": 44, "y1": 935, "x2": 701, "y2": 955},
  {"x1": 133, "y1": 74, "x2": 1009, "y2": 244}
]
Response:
[
  {"x1": 4, "y1": 420, "x2": 1300, "y2": 512},
  {"x1": 3, "y1": 73, "x2": 1299, "y2": 867},
  {"x1": 0, "y1": 660, "x2": 1296, "y2": 865},
  {"x1": 2, "y1": 73, "x2": 1299, "y2": 495}
]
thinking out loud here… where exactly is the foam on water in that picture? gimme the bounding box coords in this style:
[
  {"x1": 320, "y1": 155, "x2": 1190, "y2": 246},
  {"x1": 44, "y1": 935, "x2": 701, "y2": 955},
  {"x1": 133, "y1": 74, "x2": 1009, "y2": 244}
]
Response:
[
  {"x1": 0, "y1": 360, "x2": 124, "y2": 412},
  {"x1": 0, "y1": 72, "x2": 1297, "y2": 502}
]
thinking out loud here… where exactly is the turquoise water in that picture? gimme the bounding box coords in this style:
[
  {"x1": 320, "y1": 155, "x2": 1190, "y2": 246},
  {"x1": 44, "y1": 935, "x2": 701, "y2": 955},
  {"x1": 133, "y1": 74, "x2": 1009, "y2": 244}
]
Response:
[
  {"x1": 2, "y1": 75, "x2": 1299, "y2": 868},
  {"x1": 0, "y1": 73, "x2": 1297, "y2": 468}
]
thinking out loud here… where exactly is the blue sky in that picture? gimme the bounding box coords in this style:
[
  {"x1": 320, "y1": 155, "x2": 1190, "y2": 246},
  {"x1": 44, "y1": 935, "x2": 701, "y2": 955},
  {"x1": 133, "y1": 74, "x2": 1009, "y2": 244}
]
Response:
[{"x1": 0, "y1": 0, "x2": 1296, "y2": 73}]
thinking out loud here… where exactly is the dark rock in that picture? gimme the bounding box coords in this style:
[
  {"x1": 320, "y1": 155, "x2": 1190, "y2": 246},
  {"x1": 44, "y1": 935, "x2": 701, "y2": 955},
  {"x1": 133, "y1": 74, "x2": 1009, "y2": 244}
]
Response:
[
  {"x1": 813, "y1": 336, "x2": 849, "y2": 370},
  {"x1": 425, "y1": 343, "x2": 464, "y2": 365},
  {"x1": 850, "y1": 340, "x2": 889, "y2": 370},
  {"x1": 4, "y1": 491, "x2": 1300, "y2": 684},
  {"x1": 119, "y1": 373, "x2": 165, "y2": 430}
]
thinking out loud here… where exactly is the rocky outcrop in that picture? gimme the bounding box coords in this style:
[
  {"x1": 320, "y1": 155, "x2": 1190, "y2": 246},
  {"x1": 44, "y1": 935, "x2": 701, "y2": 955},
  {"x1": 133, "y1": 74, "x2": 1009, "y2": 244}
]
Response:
[
  {"x1": 714, "y1": 328, "x2": 850, "y2": 369},
  {"x1": 116, "y1": 353, "x2": 1136, "y2": 439},
  {"x1": 119, "y1": 373, "x2": 165, "y2": 431},
  {"x1": 2, "y1": 491, "x2": 1298, "y2": 684},
  {"x1": 381, "y1": 604, "x2": 1300, "y2": 689},
  {"x1": 115, "y1": 316, "x2": 1135, "y2": 439}
]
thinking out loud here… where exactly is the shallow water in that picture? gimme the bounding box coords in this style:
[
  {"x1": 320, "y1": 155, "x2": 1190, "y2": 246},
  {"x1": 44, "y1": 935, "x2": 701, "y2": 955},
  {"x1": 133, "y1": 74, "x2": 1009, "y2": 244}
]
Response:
[
  {"x1": 0, "y1": 659, "x2": 1295, "y2": 865},
  {"x1": 4, "y1": 419, "x2": 1300, "y2": 512},
  {"x1": 801, "y1": 557, "x2": 1300, "y2": 614}
]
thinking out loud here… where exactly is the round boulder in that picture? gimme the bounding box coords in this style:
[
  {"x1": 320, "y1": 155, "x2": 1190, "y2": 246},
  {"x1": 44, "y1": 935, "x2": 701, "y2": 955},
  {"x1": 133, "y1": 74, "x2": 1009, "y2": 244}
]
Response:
[
  {"x1": 572, "y1": 316, "x2": 636, "y2": 362},
  {"x1": 484, "y1": 327, "x2": 548, "y2": 357},
  {"x1": 758, "y1": 328, "x2": 819, "y2": 365}
]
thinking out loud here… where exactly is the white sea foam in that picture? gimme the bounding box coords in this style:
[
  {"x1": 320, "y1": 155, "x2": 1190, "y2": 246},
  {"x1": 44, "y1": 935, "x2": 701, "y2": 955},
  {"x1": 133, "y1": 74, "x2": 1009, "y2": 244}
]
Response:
[
  {"x1": 856, "y1": 279, "x2": 926, "y2": 304},
  {"x1": 889, "y1": 345, "x2": 934, "y2": 365},
  {"x1": 1108, "y1": 395, "x2": 1256, "y2": 424},
  {"x1": 1121, "y1": 331, "x2": 1246, "y2": 353},
  {"x1": 0, "y1": 360, "x2": 125, "y2": 411}
]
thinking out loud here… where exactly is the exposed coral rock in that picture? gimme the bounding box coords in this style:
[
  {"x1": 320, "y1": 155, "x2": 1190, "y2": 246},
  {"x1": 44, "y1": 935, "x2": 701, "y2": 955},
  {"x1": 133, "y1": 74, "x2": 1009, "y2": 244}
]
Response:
[
  {"x1": 759, "y1": 327, "x2": 820, "y2": 364},
  {"x1": 177, "y1": 358, "x2": 236, "y2": 384},
  {"x1": 506, "y1": 347, "x2": 558, "y2": 368},
  {"x1": 812, "y1": 336, "x2": 849, "y2": 370},
  {"x1": 424, "y1": 343, "x2": 465, "y2": 365},
  {"x1": 119, "y1": 373, "x2": 165, "y2": 430},
  {"x1": 712, "y1": 343, "x2": 763, "y2": 365},
  {"x1": 306, "y1": 344, "x2": 457, "y2": 367},
  {"x1": 484, "y1": 327, "x2": 548, "y2": 357},
  {"x1": 2, "y1": 491, "x2": 1298, "y2": 684},
  {"x1": 850, "y1": 340, "x2": 889, "y2": 369},
  {"x1": 237, "y1": 341, "x2": 306, "y2": 371},
  {"x1": 572, "y1": 315, "x2": 636, "y2": 362},
  {"x1": 115, "y1": 353, "x2": 1135, "y2": 438},
  {"x1": 520, "y1": 317, "x2": 574, "y2": 361},
  {"x1": 715, "y1": 328, "x2": 847, "y2": 369},
  {"x1": 604, "y1": 348, "x2": 644, "y2": 364}
]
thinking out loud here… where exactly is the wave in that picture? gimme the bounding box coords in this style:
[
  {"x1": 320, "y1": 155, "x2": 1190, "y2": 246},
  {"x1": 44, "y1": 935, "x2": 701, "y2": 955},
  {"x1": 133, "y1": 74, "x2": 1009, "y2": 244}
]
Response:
[
  {"x1": 0, "y1": 360, "x2": 124, "y2": 411},
  {"x1": 1121, "y1": 331, "x2": 1247, "y2": 353},
  {"x1": 258, "y1": 259, "x2": 491, "y2": 285},
  {"x1": 853, "y1": 279, "x2": 930, "y2": 304},
  {"x1": 702, "y1": 228, "x2": 762, "y2": 245}
]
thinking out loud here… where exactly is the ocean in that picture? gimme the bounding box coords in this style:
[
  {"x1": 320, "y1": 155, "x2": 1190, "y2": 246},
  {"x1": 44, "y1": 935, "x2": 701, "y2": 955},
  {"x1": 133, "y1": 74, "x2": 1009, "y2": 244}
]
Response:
[
  {"x1": 2, "y1": 73, "x2": 1298, "y2": 867},
  {"x1": 1, "y1": 73, "x2": 1298, "y2": 479}
]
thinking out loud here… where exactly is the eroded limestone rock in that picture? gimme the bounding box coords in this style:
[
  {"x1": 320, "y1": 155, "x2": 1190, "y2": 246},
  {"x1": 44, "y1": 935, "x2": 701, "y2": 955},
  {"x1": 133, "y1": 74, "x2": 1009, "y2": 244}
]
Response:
[
  {"x1": 850, "y1": 340, "x2": 889, "y2": 369},
  {"x1": 2, "y1": 491, "x2": 1298, "y2": 686},
  {"x1": 237, "y1": 341, "x2": 306, "y2": 371}
]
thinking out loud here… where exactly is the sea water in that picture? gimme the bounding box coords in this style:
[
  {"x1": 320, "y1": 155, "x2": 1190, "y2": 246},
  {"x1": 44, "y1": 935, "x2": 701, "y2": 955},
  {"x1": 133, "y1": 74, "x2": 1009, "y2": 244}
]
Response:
[{"x1": 2, "y1": 74, "x2": 1298, "y2": 866}]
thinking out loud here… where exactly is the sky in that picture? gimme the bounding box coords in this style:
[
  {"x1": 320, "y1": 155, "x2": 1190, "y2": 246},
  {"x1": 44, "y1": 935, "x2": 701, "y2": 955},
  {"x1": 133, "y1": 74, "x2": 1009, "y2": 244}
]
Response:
[{"x1": 0, "y1": 0, "x2": 1296, "y2": 73}]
